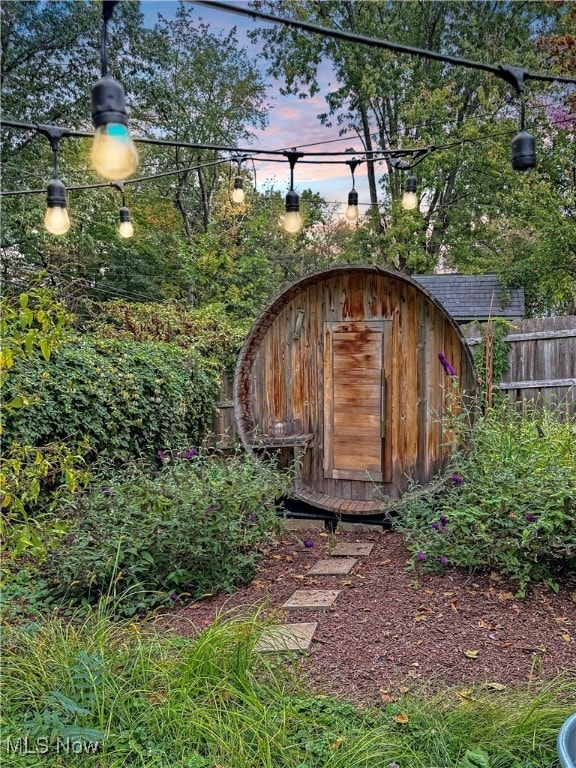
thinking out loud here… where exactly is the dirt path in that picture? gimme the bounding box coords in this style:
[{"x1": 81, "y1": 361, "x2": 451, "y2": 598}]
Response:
[{"x1": 164, "y1": 527, "x2": 576, "y2": 705}]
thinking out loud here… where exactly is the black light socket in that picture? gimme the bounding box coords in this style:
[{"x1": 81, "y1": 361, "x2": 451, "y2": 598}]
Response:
[
  {"x1": 119, "y1": 206, "x2": 131, "y2": 223},
  {"x1": 347, "y1": 189, "x2": 359, "y2": 207},
  {"x1": 46, "y1": 179, "x2": 67, "y2": 208},
  {"x1": 91, "y1": 75, "x2": 129, "y2": 129},
  {"x1": 285, "y1": 188, "x2": 300, "y2": 212},
  {"x1": 511, "y1": 130, "x2": 536, "y2": 171},
  {"x1": 405, "y1": 175, "x2": 417, "y2": 194}
]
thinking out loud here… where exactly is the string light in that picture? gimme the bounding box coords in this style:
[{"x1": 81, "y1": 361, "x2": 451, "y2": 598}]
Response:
[
  {"x1": 283, "y1": 150, "x2": 304, "y2": 233},
  {"x1": 38, "y1": 126, "x2": 70, "y2": 236},
  {"x1": 345, "y1": 157, "x2": 362, "y2": 221},
  {"x1": 111, "y1": 182, "x2": 134, "y2": 238},
  {"x1": 230, "y1": 156, "x2": 248, "y2": 203},
  {"x1": 91, "y1": 1, "x2": 138, "y2": 180},
  {"x1": 402, "y1": 175, "x2": 418, "y2": 211}
]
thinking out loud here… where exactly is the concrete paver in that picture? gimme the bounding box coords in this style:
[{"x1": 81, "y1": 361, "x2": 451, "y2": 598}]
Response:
[
  {"x1": 256, "y1": 622, "x2": 317, "y2": 652},
  {"x1": 307, "y1": 558, "x2": 357, "y2": 575},
  {"x1": 283, "y1": 589, "x2": 340, "y2": 610},
  {"x1": 330, "y1": 542, "x2": 375, "y2": 557}
]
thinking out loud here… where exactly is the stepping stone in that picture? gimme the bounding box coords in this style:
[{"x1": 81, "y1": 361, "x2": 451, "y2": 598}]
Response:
[
  {"x1": 283, "y1": 589, "x2": 340, "y2": 610},
  {"x1": 330, "y1": 542, "x2": 375, "y2": 557},
  {"x1": 307, "y1": 558, "x2": 357, "y2": 576},
  {"x1": 256, "y1": 622, "x2": 317, "y2": 652}
]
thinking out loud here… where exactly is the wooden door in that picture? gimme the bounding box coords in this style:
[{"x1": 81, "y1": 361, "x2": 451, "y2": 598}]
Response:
[{"x1": 323, "y1": 322, "x2": 387, "y2": 481}]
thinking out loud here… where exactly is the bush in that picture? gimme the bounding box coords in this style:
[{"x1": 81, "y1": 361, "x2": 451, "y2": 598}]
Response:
[
  {"x1": 42, "y1": 450, "x2": 289, "y2": 616},
  {"x1": 397, "y1": 401, "x2": 576, "y2": 594},
  {"x1": 3, "y1": 337, "x2": 219, "y2": 462},
  {"x1": 84, "y1": 299, "x2": 248, "y2": 376}
]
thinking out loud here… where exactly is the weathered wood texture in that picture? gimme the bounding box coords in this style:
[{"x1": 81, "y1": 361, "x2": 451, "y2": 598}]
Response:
[
  {"x1": 463, "y1": 316, "x2": 576, "y2": 412},
  {"x1": 234, "y1": 266, "x2": 476, "y2": 513}
]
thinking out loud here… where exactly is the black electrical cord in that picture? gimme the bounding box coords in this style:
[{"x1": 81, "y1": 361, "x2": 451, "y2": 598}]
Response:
[{"x1": 191, "y1": 0, "x2": 576, "y2": 87}]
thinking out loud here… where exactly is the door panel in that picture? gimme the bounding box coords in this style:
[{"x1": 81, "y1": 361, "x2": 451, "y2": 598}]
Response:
[{"x1": 324, "y1": 322, "x2": 386, "y2": 481}]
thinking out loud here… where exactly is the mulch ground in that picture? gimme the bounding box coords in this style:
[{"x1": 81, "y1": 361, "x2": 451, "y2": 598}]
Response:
[{"x1": 163, "y1": 527, "x2": 576, "y2": 705}]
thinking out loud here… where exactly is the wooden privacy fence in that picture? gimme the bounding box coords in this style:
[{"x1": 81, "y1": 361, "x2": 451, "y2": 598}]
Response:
[{"x1": 464, "y1": 316, "x2": 576, "y2": 412}]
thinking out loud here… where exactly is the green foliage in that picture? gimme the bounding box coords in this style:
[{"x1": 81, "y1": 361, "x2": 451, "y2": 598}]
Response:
[
  {"x1": 0, "y1": 286, "x2": 73, "y2": 419},
  {"x1": 42, "y1": 450, "x2": 288, "y2": 616},
  {"x1": 397, "y1": 401, "x2": 576, "y2": 594},
  {"x1": 2, "y1": 609, "x2": 573, "y2": 767},
  {"x1": 467, "y1": 318, "x2": 512, "y2": 385},
  {"x1": 85, "y1": 298, "x2": 247, "y2": 375},
  {"x1": 0, "y1": 440, "x2": 92, "y2": 560},
  {"x1": 3, "y1": 336, "x2": 219, "y2": 462}
]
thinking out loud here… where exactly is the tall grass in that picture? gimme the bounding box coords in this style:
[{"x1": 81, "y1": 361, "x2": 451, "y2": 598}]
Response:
[{"x1": 1, "y1": 608, "x2": 573, "y2": 767}]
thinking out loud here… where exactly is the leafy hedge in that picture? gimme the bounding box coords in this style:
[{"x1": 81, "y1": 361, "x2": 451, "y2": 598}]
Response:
[{"x1": 3, "y1": 337, "x2": 219, "y2": 461}]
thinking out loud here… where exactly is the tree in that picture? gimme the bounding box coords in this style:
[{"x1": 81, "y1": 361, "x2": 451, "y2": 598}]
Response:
[
  {"x1": 1, "y1": 1, "x2": 270, "y2": 307},
  {"x1": 249, "y1": 1, "x2": 575, "y2": 311}
]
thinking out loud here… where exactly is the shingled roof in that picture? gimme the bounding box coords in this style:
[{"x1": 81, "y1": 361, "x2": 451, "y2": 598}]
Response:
[{"x1": 413, "y1": 273, "x2": 525, "y2": 322}]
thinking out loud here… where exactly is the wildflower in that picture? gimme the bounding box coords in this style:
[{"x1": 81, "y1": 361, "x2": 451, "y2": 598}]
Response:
[
  {"x1": 181, "y1": 448, "x2": 198, "y2": 459},
  {"x1": 248, "y1": 513, "x2": 256, "y2": 522},
  {"x1": 431, "y1": 521, "x2": 441, "y2": 531},
  {"x1": 449, "y1": 473, "x2": 463, "y2": 486},
  {"x1": 416, "y1": 551, "x2": 427, "y2": 561},
  {"x1": 170, "y1": 592, "x2": 178, "y2": 601},
  {"x1": 157, "y1": 449, "x2": 170, "y2": 461},
  {"x1": 388, "y1": 763, "x2": 400, "y2": 768},
  {"x1": 524, "y1": 513, "x2": 538, "y2": 522},
  {"x1": 100, "y1": 486, "x2": 114, "y2": 495},
  {"x1": 438, "y1": 352, "x2": 457, "y2": 376},
  {"x1": 303, "y1": 538, "x2": 314, "y2": 548},
  {"x1": 438, "y1": 556, "x2": 449, "y2": 566},
  {"x1": 439, "y1": 514, "x2": 449, "y2": 527}
]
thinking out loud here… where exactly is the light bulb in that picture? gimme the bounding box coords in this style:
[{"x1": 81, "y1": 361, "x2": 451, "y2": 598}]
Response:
[
  {"x1": 118, "y1": 206, "x2": 134, "y2": 238},
  {"x1": 44, "y1": 205, "x2": 70, "y2": 236},
  {"x1": 44, "y1": 178, "x2": 70, "y2": 235},
  {"x1": 402, "y1": 175, "x2": 418, "y2": 211},
  {"x1": 402, "y1": 191, "x2": 418, "y2": 211},
  {"x1": 284, "y1": 189, "x2": 302, "y2": 233},
  {"x1": 346, "y1": 189, "x2": 359, "y2": 220},
  {"x1": 231, "y1": 177, "x2": 245, "y2": 204},
  {"x1": 91, "y1": 76, "x2": 138, "y2": 180},
  {"x1": 118, "y1": 220, "x2": 134, "y2": 238},
  {"x1": 283, "y1": 210, "x2": 302, "y2": 233},
  {"x1": 91, "y1": 124, "x2": 138, "y2": 180}
]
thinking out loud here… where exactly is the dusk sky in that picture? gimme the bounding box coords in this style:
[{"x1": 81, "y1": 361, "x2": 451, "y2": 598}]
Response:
[{"x1": 141, "y1": 0, "x2": 375, "y2": 216}]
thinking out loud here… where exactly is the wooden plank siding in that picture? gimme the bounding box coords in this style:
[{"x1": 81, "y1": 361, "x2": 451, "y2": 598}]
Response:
[
  {"x1": 234, "y1": 266, "x2": 477, "y2": 512},
  {"x1": 463, "y1": 316, "x2": 576, "y2": 413}
]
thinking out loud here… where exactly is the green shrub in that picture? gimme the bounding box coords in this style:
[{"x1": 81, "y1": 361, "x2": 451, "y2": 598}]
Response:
[
  {"x1": 84, "y1": 299, "x2": 247, "y2": 375},
  {"x1": 41, "y1": 450, "x2": 288, "y2": 616},
  {"x1": 397, "y1": 401, "x2": 576, "y2": 594},
  {"x1": 3, "y1": 337, "x2": 219, "y2": 462}
]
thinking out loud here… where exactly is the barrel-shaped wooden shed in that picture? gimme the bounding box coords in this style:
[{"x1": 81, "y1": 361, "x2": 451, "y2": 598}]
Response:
[{"x1": 234, "y1": 266, "x2": 477, "y2": 514}]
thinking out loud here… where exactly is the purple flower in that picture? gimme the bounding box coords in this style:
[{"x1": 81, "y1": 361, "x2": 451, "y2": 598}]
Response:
[
  {"x1": 416, "y1": 551, "x2": 427, "y2": 561},
  {"x1": 438, "y1": 556, "x2": 449, "y2": 566},
  {"x1": 439, "y1": 514, "x2": 449, "y2": 527},
  {"x1": 170, "y1": 592, "x2": 178, "y2": 601},
  {"x1": 100, "y1": 486, "x2": 114, "y2": 495},
  {"x1": 524, "y1": 513, "x2": 538, "y2": 523},
  {"x1": 449, "y1": 473, "x2": 463, "y2": 486},
  {"x1": 438, "y1": 352, "x2": 457, "y2": 377},
  {"x1": 303, "y1": 538, "x2": 314, "y2": 548},
  {"x1": 157, "y1": 450, "x2": 170, "y2": 461},
  {"x1": 248, "y1": 513, "x2": 256, "y2": 522},
  {"x1": 181, "y1": 448, "x2": 198, "y2": 459},
  {"x1": 431, "y1": 521, "x2": 441, "y2": 531}
]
